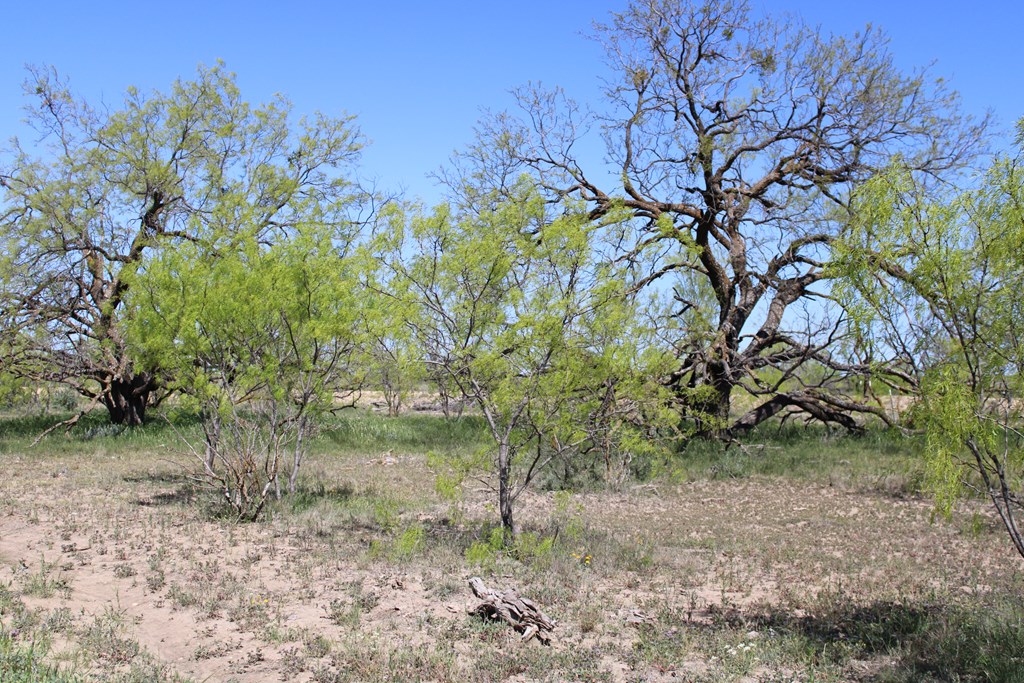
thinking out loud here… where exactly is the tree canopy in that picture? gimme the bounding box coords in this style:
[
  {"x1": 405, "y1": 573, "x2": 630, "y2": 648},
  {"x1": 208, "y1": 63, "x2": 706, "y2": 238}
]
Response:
[
  {"x1": 838, "y1": 123, "x2": 1024, "y2": 559},
  {"x1": 453, "y1": 0, "x2": 987, "y2": 434},
  {"x1": 0, "y1": 64, "x2": 363, "y2": 425},
  {"x1": 372, "y1": 185, "x2": 672, "y2": 539},
  {"x1": 127, "y1": 221, "x2": 365, "y2": 518}
]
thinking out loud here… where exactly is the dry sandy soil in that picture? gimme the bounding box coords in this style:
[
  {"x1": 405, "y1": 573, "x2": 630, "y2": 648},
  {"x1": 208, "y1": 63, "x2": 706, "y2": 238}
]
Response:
[{"x1": 1, "y1": 433, "x2": 1021, "y2": 682}]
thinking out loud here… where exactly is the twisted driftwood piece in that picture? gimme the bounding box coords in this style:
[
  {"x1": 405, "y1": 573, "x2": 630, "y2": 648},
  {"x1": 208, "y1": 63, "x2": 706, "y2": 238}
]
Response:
[{"x1": 467, "y1": 576, "x2": 555, "y2": 645}]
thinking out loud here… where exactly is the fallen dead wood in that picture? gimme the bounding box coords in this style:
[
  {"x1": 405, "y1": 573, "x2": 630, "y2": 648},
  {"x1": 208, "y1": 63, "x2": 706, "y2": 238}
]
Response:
[{"x1": 467, "y1": 576, "x2": 555, "y2": 645}]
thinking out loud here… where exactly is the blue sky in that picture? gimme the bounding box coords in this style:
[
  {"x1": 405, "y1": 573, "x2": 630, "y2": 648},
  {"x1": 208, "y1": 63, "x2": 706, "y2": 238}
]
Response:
[{"x1": 3, "y1": 1, "x2": 1021, "y2": 205}]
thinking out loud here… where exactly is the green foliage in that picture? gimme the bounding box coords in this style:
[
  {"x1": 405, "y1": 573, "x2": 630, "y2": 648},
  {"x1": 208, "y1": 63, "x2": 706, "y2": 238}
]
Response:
[
  {"x1": 370, "y1": 523, "x2": 425, "y2": 562},
  {"x1": 371, "y1": 498, "x2": 401, "y2": 533},
  {"x1": 130, "y1": 223, "x2": 362, "y2": 411},
  {"x1": 918, "y1": 367, "x2": 978, "y2": 517},
  {"x1": 463, "y1": 525, "x2": 557, "y2": 567},
  {"x1": 0, "y1": 373, "x2": 32, "y2": 410},
  {"x1": 464, "y1": 527, "x2": 505, "y2": 570},
  {"x1": 126, "y1": 190, "x2": 366, "y2": 518},
  {"x1": 357, "y1": 283, "x2": 424, "y2": 416},
  {"x1": 374, "y1": 182, "x2": 673, "y2": 537},
  {"x1": 426, "y1": 446, "x2": 490, "y2": 521},
  {"x1": 512, "y1": 531, "x2": 556, "y2": 563},
  {"x1": 839, "y1": 124, "x2": 1024, "y2": 557},
  {"x1": 393, "y1": 525, "x2": 425, "y2": 558},
  {"x1": 0, "y1": 63, "x2": 364, "y2": 425}
]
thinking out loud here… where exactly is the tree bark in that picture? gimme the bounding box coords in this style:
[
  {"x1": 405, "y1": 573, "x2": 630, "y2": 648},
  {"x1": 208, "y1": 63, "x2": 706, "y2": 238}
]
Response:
[
  {"x1": 498, "y1": 440, "x2": 517, "y2": 545},
  {"x1": 468, "y1": 576, "x2": 555, "y2": 644},
  {"x1": 683, "y1": 364, "x2": 734, "y2": 436},
  {"x1": 101, "y1": 373, "x2": 154, "y2": 426},
  {"x1": 727, "y1": 391, "x2": 866, "y2": 437},
  {"x1": 707, "y1": 371, "x2": 733, "y2": 430}
]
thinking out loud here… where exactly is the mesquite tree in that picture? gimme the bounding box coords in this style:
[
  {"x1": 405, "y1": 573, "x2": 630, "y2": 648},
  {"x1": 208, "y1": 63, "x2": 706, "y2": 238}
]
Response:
[
  {"x1": 128, "y1": 224, "x2": 364, "y2": 520},
  {"x1": 373, "y1": 186, "x2": 671, "y2": 541},
  {"x1": 838, "y1": 127, "x2": 1024, "y2": 560},
  {"x1": 457, "y1": 0, "x2": 985, "y2": 434},
  {"x1": 0, "y1": 64, "x2": 362, "y2": 425}
]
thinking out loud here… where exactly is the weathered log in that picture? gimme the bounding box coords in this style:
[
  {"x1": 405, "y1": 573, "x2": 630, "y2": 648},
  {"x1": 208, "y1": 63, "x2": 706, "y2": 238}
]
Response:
[{"x1": 467, "y1": 576, "x2": 555, "y2": 645}]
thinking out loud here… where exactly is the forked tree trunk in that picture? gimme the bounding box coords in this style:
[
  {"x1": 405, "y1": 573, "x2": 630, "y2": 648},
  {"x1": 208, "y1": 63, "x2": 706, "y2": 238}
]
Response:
[{"x1": 102, "y1": 374, "x2": 154, "y2": 426}]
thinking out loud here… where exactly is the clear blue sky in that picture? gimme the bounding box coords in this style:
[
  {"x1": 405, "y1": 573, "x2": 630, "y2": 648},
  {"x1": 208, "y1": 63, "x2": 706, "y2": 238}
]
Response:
[{"x1": 3, "y1": 1, "x2": 1020, "y2": 205}]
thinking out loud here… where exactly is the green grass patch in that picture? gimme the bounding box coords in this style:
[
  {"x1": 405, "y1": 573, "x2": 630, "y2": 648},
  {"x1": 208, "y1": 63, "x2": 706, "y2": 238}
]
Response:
[
  {"x1": 0, "y1": 408, "x2": 489, "y2": 459},
  {"x1": 0, "y1": 409, "x2": 200, "y2": 458},
  {"x1": 668, "y1": 426, "x2": 927, "y2": 493},
  {"x1": 317, "y1": 411, "x2": 489, "y2": 456},
  {"x1": 0, "y1": 631, "x2": 81, "y2": 683},
  {"x1": 887, "y1": 599, "x2": 1024, "y2": 682}
]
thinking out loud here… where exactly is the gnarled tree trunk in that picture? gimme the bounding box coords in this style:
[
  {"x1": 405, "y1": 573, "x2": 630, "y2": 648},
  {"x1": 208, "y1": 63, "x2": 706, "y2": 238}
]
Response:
[{"x1": 101, "y1": 373, "x2": 155, "y2": 426}]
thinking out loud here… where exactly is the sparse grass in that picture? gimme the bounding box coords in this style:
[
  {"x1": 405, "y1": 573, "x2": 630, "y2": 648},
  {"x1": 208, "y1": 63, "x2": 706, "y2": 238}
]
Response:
[
  {"x1": 227, "y1": 593, "x2": 274, "y2": 632},
  {"x1": 80, "y1": 607, "x2": 142, "y2": 666},
  {"x1": 2, "y1": 408, "x2": 1023, "y2": 681},
  {"x1": 318, "y1": 636, "x2": 461, "y2": 682},
  {"x1": 21, "y1": 559, "x2": 70, "y2": 599},
  {"x1": 0, "y1": 586, "x2": 79, "y2": 682}
]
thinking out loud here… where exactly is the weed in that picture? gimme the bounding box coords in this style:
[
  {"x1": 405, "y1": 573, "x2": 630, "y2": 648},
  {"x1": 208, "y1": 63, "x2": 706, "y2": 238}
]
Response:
[
  {"x1": 193, "y1": 640, "x2": 238, "y2": 660},
  {"x1": 512, "y1": 531, "x2": 556, "y2": 564},
  {"x1": 80, "y1": 608, "x2": 141, "y2": 666},
  {"x1": 347, "y1": 580, "x2": 379, "y2": 613},
  {"x1": 112, "y1": 563, "x2": 136, "y2": 579},
  {"x1": 0, "y1": 586, "x2": 40, "y2": 634},
  {"x1": 393, "y1": 524, "x2": 425, "y2": 559},
  {"x1": 41, "y1": 608, "x2": 75, "y2": 635},
  {"x1": 369, "y1": 523, "x2": 426, "y2": 562},
  {"x1": 166, "y1": 583, "x2": 199, "y2": 610},
  {"x1": 227, "y1": 593, "x2": 273, "y2": 632},
  {"x1": 279, "y1": 645, "x2": 307, "y2": 677},
  {"x1": 578, "y1": 603, "x2": 602, "y2": 634},
  {"x1": 145, "y1": 567, "x2": 166, "y2": 592},
  {"x1": 303, "y1": 632, "x2": 332, "y2": 658},
  {"x1": 371, "y1": 498, "x2": 401, "y2": 533},
  {"x1": 325, "y1": 598, "x2": 359, "y2": 627},
  {"x1": 21, "y1": 559, "x2": 69, "y2": 599},
  {"x1": 465, "y1": 527, "x2": 505, "y2": 571},
  {"x1": 0, "y1": 629, "x2": 81, "y2": 682}
]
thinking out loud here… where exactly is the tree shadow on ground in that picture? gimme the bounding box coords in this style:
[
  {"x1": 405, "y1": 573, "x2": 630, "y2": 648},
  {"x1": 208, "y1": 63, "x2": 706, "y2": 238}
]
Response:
[
  {"x1": 288, "y1": 481, "x2": 357, "y2": 513},
  {"x1": 690, "y1": 596, "x2": 1024, "y2": 682},
  {"x1": 123, "y1": 471, "x2": 198, "y2": 507}
]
